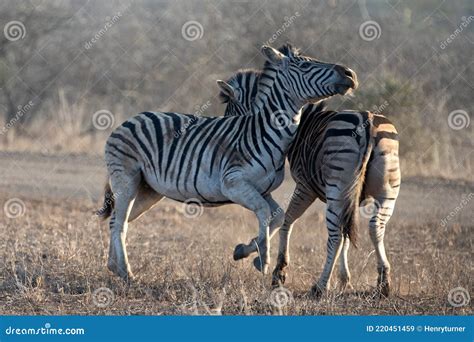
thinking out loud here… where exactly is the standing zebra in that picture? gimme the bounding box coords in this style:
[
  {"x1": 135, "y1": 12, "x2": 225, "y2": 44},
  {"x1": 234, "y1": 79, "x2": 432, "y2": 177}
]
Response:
[
  {"x1": 217, "y1": 67, "x2": 400, "y2": 297},
  {"x1": 98, "y1": 44, "x2": 358, "y2": 280}
]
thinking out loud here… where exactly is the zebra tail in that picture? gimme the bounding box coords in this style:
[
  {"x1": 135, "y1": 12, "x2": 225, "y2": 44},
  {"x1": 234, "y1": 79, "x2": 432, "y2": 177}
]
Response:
[
  {"x1": 96, "y1": 180, "x2": 114, "y2": 220},
  {"x1": 340, "y1": 117, "x2": 374, "y2": 248}
]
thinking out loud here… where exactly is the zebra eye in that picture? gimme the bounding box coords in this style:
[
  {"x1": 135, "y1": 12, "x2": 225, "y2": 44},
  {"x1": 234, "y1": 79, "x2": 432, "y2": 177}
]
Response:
[{"x1": 301, "y1": 62, "x2": 312, "y2": 68}]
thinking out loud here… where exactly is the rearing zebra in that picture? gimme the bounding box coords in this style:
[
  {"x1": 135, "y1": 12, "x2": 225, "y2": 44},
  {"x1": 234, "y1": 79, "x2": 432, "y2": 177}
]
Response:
[
  {"x1": 98, "y1": 44, "x2": 358, "y2": 279},
  {"x1": 217, "y1": 67, "x2": 400, "y2": 297}
]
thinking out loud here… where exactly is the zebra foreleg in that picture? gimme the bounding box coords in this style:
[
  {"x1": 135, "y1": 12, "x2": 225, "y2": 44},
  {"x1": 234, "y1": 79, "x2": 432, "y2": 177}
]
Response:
[
  {"x1": 233, "y1": 194, "x2": 283, "y2": 261},
  {"x1": 272, "y1": 184, "x2": 316, "y2": 286},
  {"x1": 223, "y1": 179, "x2": 272, "y2": 274}
]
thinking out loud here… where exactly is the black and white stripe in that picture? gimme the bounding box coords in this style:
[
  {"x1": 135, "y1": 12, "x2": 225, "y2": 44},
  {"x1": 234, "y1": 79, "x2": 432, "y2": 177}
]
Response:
[
  {"x1": 218, "y1": 66, "x2": 400, "y2": 296},
  {"x1": 98, "y1": 44, "x2": 358, "y2": 279}
]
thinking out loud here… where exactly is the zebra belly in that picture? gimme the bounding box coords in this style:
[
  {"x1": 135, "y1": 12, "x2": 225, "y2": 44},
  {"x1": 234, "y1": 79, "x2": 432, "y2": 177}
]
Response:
[
  {"x1": 142, "y1": 162, "x2": 284, "y2": 205},
  {"x1": 141, "y1": 168, "x2": 229, "y2": 205}
]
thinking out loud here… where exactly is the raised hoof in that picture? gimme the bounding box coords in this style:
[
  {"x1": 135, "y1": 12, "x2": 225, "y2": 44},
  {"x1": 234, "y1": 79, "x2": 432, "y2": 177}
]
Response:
[
  {"x1": 233, "y1": 243, "x2": 247, "y2": 261},
  {"x1": 253, "y1": 257, "x2": 268, "y2": 274}
]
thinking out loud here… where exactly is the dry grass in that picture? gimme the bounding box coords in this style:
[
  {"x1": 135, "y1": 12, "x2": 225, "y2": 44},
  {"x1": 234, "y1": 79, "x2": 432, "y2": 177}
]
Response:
[{"x1": 0, "y1": 153, "x2": 472, "y2": 315}]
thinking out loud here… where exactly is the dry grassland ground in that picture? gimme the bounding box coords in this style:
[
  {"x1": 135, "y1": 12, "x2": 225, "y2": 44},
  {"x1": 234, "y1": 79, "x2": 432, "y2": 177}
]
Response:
[{"x1": 0, "y1": 151, "x2": 472, "y2": 315}]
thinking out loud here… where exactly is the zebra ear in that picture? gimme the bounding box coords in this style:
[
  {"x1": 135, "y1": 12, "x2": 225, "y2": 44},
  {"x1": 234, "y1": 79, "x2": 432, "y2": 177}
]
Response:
[
  {"x1": 261, "y1": 45, "x2": 289, "y2": 69},
  {"x1": 216, "y1": 80, "x2": 236, "y2": 100}
]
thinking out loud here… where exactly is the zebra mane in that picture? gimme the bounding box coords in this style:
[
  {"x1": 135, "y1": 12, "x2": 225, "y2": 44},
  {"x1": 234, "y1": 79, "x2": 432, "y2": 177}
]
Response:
[
  {"x1": 218, "y1": 69, "x2": 262, "y2": 104},
  {"x1": 219, "y1": 66, "x2": 329, "y2": 118},
  {"x1": 219, "y1": 44, "x2": 300, "y2": 105},
  {"x1": 278, "y1": 43, "x2": 301, "y2": 58}
]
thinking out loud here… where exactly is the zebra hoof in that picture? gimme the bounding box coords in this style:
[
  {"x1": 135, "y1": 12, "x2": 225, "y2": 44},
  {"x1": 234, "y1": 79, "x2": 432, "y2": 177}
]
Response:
[
  {"x1": 378, "y1": 282, "x2": 390, "y2": 298},
  {"x1": 310, "y1": 285, "x2": 325, "y2": 299},
  {"x1": 120, "y1": 272, "x2": 135, "y2": 285},
  {"x1": 233, "y1": 244, "x2": 247, "y2": 261},
  {"x1": 107, "y1": 261, "x2": 118, "y2": 274},
  {"x1": 271, "y1": 270, "x2": 286, "y2": 288},
  {"x1": 253, "y1": 257, "x2": 268, "y2": 274}
]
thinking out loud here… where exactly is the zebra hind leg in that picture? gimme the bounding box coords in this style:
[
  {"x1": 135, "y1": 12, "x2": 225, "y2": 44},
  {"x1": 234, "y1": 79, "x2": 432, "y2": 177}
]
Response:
[
  {"x1": 364, "y1": 138, "x2": 400, "y2": 297},
  {"x1": 311, "y1": 198, "x2": 345, "y2": 298},
  {"x1": 367, "y1": 194, "x2": 398, "y2": 297},
  {"x1": 108, "y1": 170, "x2": 141, "y2": 281},
  {"x1": 338, "y1": 236, "x2": 352, "y2": 291},
  {"x1": 367, "y1": 191, "x2": 399, "y2": 297}
]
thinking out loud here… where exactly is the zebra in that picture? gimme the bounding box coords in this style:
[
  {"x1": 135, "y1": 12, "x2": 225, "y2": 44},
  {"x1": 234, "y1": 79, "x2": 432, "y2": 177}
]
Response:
[
  {"x1": 97, "y1": 44, "x2": 358, "y2": 280},
  {"x1": 217, "y1": 69, "x2": 400, "y2": 297}
]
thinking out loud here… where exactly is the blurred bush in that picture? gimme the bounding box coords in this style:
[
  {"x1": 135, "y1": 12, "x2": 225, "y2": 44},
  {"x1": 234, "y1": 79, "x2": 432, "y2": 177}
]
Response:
[{"x1": 0, "y1": 0, "x2": 472, "y2": 178}]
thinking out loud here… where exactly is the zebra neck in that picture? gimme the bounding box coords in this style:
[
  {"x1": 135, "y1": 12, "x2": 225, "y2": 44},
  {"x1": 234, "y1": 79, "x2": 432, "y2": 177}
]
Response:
[{"x1": 251, "y1": 65, "x2": 302, "y2": 127}]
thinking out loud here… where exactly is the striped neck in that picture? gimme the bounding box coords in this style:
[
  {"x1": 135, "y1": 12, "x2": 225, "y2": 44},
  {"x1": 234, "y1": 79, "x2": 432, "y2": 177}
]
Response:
[{"x1": 251, "y1": 64, "x2": 303, "y2": 126}]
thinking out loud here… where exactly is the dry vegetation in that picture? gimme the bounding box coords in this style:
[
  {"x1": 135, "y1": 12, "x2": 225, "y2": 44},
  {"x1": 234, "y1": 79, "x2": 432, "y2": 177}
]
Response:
[
  {"x1": 0, "y1": 0, "x2": 473, "y2": 315},
  {"x1": 0, "y1": 153, "x2": 472, "y2": 315}
]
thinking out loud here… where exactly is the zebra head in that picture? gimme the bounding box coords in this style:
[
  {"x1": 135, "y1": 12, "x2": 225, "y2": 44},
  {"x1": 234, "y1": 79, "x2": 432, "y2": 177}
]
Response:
[{"x1": 260, "y1": 44, "x2": 358, "y2": 105}]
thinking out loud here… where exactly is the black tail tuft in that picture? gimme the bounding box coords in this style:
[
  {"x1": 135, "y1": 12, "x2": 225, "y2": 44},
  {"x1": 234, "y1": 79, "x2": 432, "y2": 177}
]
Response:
[{"x1": 96, "y1": 181, "x2": 114, "y2": 220}]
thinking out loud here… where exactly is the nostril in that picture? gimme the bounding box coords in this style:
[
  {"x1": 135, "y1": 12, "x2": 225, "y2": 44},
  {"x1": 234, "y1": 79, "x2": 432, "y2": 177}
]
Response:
[{"x1": 344, "y1": 68, "x2": 354, "y2": 78}]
